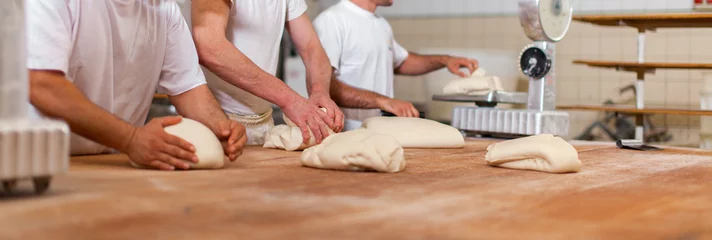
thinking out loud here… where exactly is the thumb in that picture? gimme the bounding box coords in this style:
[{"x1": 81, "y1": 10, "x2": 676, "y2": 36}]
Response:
[{"x1": 158, "y1": 116, "x2": 183, "y2": 127}]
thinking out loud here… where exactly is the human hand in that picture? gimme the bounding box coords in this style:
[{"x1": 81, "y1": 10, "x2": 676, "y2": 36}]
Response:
[
  {"x1": 125, "y1": 116, "x2": 198, "y2": 171},
  {"x1": 446, "y1": 57, "x2": 479, "y2": 78},
  {"x1": 378, "y1": 98, "x2": 419, "y2": 118},
  {"x1": 210, "y1": 119, "x2": 247, "y2": 162},
  {"x1": 282, "y1": 98, "x2": 333, "y2": 144},
  {"x1": 308, "y1": 92, "x2": 344, "y2": 132}
]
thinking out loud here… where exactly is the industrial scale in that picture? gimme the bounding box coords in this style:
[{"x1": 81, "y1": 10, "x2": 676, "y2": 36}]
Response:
[
  {"x1": 0, "y1": 0, "x2": 70, "y2": 194},
  {"x1": 433, "y1": 0, "x2": 573, "y2": 138}
]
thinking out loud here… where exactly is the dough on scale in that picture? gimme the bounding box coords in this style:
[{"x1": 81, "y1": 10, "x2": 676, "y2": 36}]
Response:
[
  {"x1": 130, "y1": 118, "x2": 226, "y2": 170},
  {"x1": 485, "y1": 134, "x2": 581, "y2": 173},
  {"x1": 300, "y1": 129, "x2": 406, "y2": 173},
  {"x1": 443, "y1": 68, "x2": 504, "y2": 95},
  {"x1": 263, "y1": 108, "x2": 335, "y2": 151},
  {"x1": 360, "y1": 117, "x2": 464, "y2": 148}
]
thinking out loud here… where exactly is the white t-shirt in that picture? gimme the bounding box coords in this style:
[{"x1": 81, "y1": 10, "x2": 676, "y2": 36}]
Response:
[
  {"x1": 313, "y1": 0, "x2": 409, "y2": 130},
  {"x1": 27, "y1": 0, "x2": 207, "y2": 155},
  {"x1": 194, "y1": 0, "x2": 307, "y2": 115}
]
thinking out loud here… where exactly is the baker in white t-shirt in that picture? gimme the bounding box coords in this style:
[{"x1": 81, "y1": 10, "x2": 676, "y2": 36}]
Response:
[
  {"x1": 27, "y1": 0, "x2": 247, "y2": 171},
  {"x1": 314, "y1": 0, "x2": 480, "y2": 130},
  {"x1": 190, "y1": 0, "x2": 344, "y2": 146}
]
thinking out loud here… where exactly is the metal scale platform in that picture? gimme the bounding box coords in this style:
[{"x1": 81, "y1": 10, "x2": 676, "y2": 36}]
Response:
[{"x1": 433, "y1": 0, "x2": 572, "y2": 137}]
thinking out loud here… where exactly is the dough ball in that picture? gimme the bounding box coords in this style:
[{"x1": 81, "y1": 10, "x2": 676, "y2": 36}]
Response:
[
  {"x1": 266, "y1": 107, "x2": 335, "y2": 151},
  {"x1": 485, "y1": 134, "x2": 581, "y2": 173},
  {"x1": 130, "y1": 118, "x2": 225, "y2": 170},
  {"x1": 263, "y1": 124, "x2": 335, "y2": 151},
  {"x1": 360, "y1": 117, "x2": 464, "y2": 149},
  {"x1": 300, "y1": 129, "x2": 406, "y2": 173}
]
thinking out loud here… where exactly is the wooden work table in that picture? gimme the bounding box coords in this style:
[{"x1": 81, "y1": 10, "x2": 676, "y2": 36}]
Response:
[{"x1": 1, "y1": 139, "x2": 711, "y2": 239}]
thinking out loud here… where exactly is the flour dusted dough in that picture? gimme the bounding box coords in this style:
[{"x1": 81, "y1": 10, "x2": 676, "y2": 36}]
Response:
[
  {"x1": 485, "y1": 134, "x2": 581, "y2": 173},
  {"x1": 263, "y1": 108, "x2": 335, "y2": 151},
  {"x1": 300, "y1": 129, "x2": 405, "y2": 173},
  {"x1": 130, "y1": 118, "x2": 225, "y2": 169},
  {"x1": 360, "y1": 117, "x2": 465, "y2": 148},
  {"x1": 443, "y1": 68, "x2": 504, "y2": 95}
]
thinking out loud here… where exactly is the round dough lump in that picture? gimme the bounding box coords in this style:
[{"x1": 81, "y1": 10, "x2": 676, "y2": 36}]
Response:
[
  {"x1": 264, "y1": 108, "x2": 335, "y2": 151},
  {"x1": 130, "y1": 118, "x2": 225, "y2": 170}
]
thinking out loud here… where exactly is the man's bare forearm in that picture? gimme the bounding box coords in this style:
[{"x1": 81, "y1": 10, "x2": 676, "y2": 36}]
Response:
[
  {"x1": 286, "y1": 14, "x2": 332, "y2": 95},
  {"x1": 191, "y1": 0, "x2": 302, "y2": 108},
  {"x1": 193, "y1": 35, "x2": 300, "y2": 108},
  {"x1": 29, "y1": 70, "x2": 136, "y2": 153},
  {"x1": 329, "y1": 76, "x2": 388, "y2": 109},
  {"x1": 169, "y1": 85, "x2": 229, "y2": 131},
  {"x1": 395, "y1": 53, "x2": 450, "y2": 76}
]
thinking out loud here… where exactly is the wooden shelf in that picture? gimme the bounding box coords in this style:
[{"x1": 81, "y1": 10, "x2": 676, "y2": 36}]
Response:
[
  {"x1": 574, "y1": 13, "x2": 712, "y2": 30},
  {"x1": 558, "y1": 105, "x2": 712, "y2": 116},
  {"x1": 153, "y1": 93, "x2": 169, "y2": 99},
  {"x1": 572, "y1": 60, "x2": 712, "y2": 74}
]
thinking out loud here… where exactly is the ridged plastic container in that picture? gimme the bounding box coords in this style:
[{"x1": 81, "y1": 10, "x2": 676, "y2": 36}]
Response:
[
  {"x1": 0, "y1": 120, "x2": 70, "y2": 180},
  {"x1": 0, "y1": 0, "x2": 70, "y2": 192}
]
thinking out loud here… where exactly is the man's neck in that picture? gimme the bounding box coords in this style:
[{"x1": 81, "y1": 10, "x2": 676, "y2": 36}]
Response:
[{"x1": 349, "y1": 0, "x2": 377, "y2": 13}]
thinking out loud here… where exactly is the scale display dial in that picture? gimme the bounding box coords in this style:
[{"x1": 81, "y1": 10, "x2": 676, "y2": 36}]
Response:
[{"x1": 519, "y1": 46, "x2": 551, "y2": 79}]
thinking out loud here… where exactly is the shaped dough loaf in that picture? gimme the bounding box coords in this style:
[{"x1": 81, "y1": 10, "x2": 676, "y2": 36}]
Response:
[
  {"x1": 263, "y1": 108, "x2": 335, "y2": 151},
  {"x1": 443, "y1": 68, "x2": 504, "y2": 95},
  {"x1": 361, "y1": 117, "x2": 465, "y2": 148},
  {"x1": 300, "y1": 129, "x2": 406, "y2": 173},
  {"x1": 130, "y1": 118, "x2": 225, "y2": 170},
  {"x1": 485, "y1": 134, "x2": 581, "y2": 173}
]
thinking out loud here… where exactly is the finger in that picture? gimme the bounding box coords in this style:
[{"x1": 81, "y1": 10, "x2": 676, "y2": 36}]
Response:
[
  {"x1": 316, "y1": 108, "x2": 334, "y2": 129},
  {"x1": 296, "y1": 120, "x2": 311, "y2": 144},
  {"x1": 157, "y1": 152, "x2": 191, "y2": 170},
  {"x1": 450, "y1": 65, "x2": 468, "y2": 78},
  {"x1": 228, "y1": 122, "x2": 241, "y2": 145},
  {"x1": 162, "y1": 132, "x2": 196, "y2": 154},
  {"x1": 307, "y1": 117, "x2": 325, "y2": 144},
  {"x1": 162, "y1": 143, "x2": 198, "y2": 163},
  {"x1": 157, "y1": 116, "x2": 183, "y2": 127},
  {"x1": 149, "y1": 160, "x2": 175, "y2": 171},
  {"x1": 471, "y1": 59, "x2": 479, "y2": 70},
  {"x1": 464, "y1": 60, "x2": 476, "y2": 74},
  {"x1": 216, "y1": 121, "x2": 231, "y2": 138},
  {"x1": 411, "y1": 105, "x2": 420, "y2": 118},
  {"x1": 334, "y1": 110, "x2": 344, "y2": 132}
]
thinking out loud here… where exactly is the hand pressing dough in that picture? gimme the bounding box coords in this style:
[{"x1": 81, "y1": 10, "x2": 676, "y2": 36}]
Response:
[
  {"x1": 263, "y1": 108, "x2": 335, "y2": 151},
  {"x1": 485, "y1": 134, "x2": 581, "y2": 173},
  {"x1": 360, "y1": 117, "x2": 465, "y2": 148},
  {"x1": 443, "y1": 68, "x2": 504, "y2": 95},
  {"x1": 130, "y1": 118, "x2": 226, "y2": 170},
  {"x1": 300, "y1": 129, "x2": 405, "y2": 173}
]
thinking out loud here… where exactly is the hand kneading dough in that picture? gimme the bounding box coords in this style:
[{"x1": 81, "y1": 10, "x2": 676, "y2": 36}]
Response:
[
  {"x1": 130, "y1": 118, "x2": 225, "y2": 170},
  {"x1": 300, "y1": 129, "x2": 406, "y2": 173},
  {"x1": 360, "y1": 117, "x2": 464, "y2": 148},
  {"x1": 263, "y1": 108, "x2": 335, "y2": 151},
  {"x1": 443, "y1": 68, "x2": 504, "y2": 95},
  {"x1": 485, "y1": 134, "x2": 581, "y2": 173}
]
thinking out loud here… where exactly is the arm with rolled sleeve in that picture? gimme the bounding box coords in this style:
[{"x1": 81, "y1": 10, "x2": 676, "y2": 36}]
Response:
[
  {"x1": 27, "y1": 0, "x2": 138, "y2": 154},
  {"x1": 161, "y1": 4, "x2": 247, "y2": 161},
  {"x1": 393, "y1": 36, "x2": 479, "y2": 77}
]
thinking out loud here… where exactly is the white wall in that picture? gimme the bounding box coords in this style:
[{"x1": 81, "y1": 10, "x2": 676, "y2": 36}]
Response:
[{"x1": 376, "y1": 0, "x2": 694, "y2": 17}]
